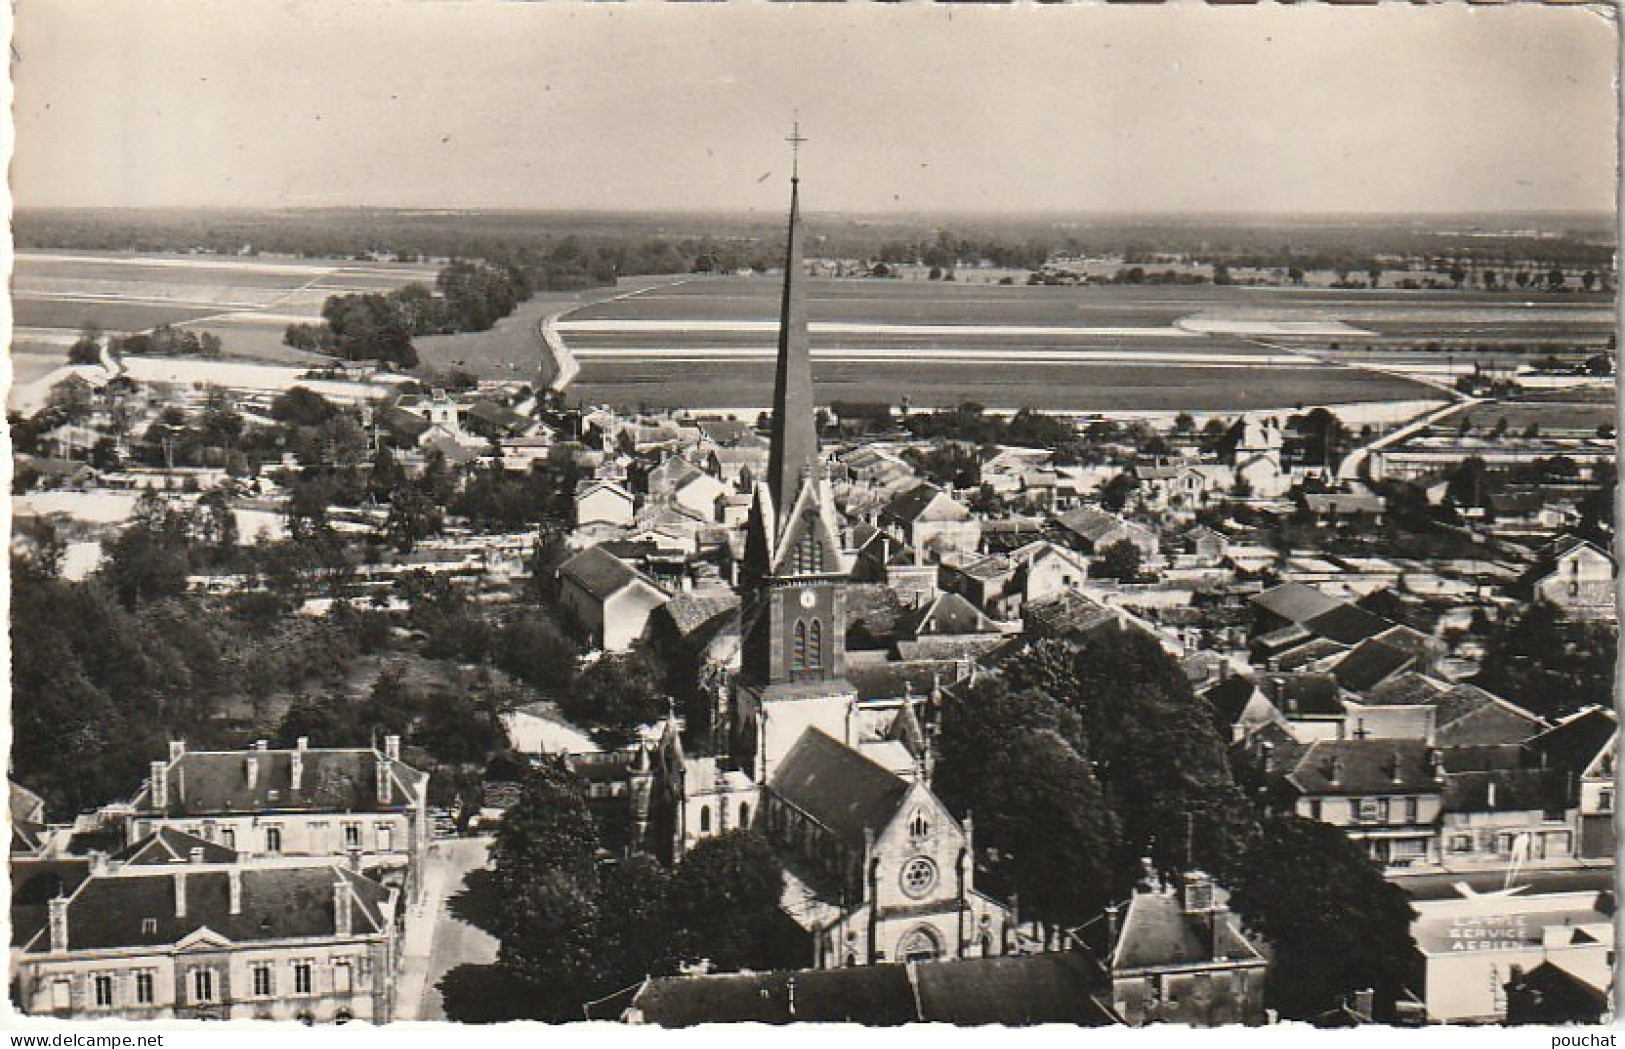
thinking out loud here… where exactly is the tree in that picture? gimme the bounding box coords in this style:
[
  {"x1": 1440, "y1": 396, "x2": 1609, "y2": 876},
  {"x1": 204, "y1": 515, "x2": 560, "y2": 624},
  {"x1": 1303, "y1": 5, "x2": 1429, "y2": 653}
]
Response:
[
  {"x1": 1172, "y1": 412, "x2": 1196, "y2": 436},
  {"x1": 1547, "y1": 267, "x2": 1567, "y2": 292},
  {"x1": 491, "y1": 758, "x2": 601, "y2": 890},
  {"x1": 1366, "y1": 265, "x2": 1381, "y2": 289},
  {"x1": 1099, "y1": 472, "x2": 1135, "y2": 512},
  {"x1": 1089, "y1": 539, "x2": 1143, "y2": 582},
  {"x1": 100, "y1": 492, "x2": 194, "y2": 607},
  {"x1": 1227, "y1": 816, "x2": 1417, "y2": 1021},
  {"x1": 935, "y1": 680, "x2": 1116, "y2": 935},
  {"x1": 67, "y1": 325, "x2": 104, "y2": 365},
  {"x1": 383, "y1": 485, "x2": 443, "y2": 553},
  {"x1": 1472, "y1": 601, "x2": 1617, "y2": 719},
  {"x1": 564, "y1": 654, "x2": 667, "y2": 746},
  {"x1": 495, "y1": 614, "x2": 578, "y2": 692},
  {"x1": 667, "y1": 830, "x2": 796, "y2": 972},
  {"x1": 999, "y1": 630, "x2": 1258, "y2": 887}
]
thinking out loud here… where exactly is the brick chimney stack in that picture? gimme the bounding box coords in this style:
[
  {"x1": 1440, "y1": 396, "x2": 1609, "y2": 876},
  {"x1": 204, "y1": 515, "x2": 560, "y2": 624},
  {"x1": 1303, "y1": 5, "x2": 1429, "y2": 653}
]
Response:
[
  {"x1": 150, "y1": 761, "x2": 169, "y2": 810},
  {"x1": 245, "y1": 754, "x2": 258, "y2": 792},
  {"x1": 47, "y1": 896, "x2": 68, "y2": 953},
  {"x1": 291, "y1": 747, "x2": 304, "y2": 792},
  {"x1": 174, "y1": 872, "x2": 188, "y2": 918},
  {"x1": 228, "y1": 866, "x2": 242, "y2": 915},
  {"x1": 334, "y1": 881, "x2": 352, "y2": 937}
]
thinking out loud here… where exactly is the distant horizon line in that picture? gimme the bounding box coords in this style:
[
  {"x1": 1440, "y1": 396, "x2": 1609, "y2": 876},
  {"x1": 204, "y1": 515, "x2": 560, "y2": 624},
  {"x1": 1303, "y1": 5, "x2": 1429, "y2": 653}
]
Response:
[{"x1": 13, "y1": 203, "x2": 1616, "y2": 224}]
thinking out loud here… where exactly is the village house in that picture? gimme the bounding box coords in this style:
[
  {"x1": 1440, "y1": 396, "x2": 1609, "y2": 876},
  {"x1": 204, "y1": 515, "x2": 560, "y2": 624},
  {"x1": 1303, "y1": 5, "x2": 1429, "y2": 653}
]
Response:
[
  {"x1": 1514, "y1": 535, "x2": 1616, "y2": 620},
  {"x1": 1274, "y1": 739, "x2": 1446, "y2": 868},
  {"x1": 1522, "y1": 706, "x2": 1617, "y2": 861},
  {"x1": 574, "y1": 478, "x2": 637, "y2": 528},
  {"x1": 13, "y1": 856, "x2": 398, "y2": 1023},
  {"x1": 124, "y1": 739, "x2": 429, "y2": 901},
  {"x1": 557, "y1": 544, "x2": 671, "y2": 652},
  {"x1": 1104, "y1": 871, "x2": 1269, "y2": 1026},
  {"x1": 1438, "y1": 768, "x2": 1574, "y2": 866},
  {"x1": 879, "y1": 482, "x2": 981, "y2": 556},
  {"x1": 1053, "y1": 506, "x2": 1160, "y2": 564}
]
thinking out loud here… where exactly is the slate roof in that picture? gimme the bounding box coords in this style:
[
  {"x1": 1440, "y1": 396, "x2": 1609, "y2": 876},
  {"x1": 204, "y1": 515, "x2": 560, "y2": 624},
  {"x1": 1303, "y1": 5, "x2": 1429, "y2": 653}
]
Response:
[
  {"x1": 844, "y1": 659, "x2": 967, "y2": 703},
  {"x1": 911, "y1": 953, "x2": 1120, "y2": 1026},
  {"x1": 1251, "y1": 582, "x2": 1342, "y2": 625},
  {"x1": 1506, "y1": 960, "x2": 1609, "y2": 1016},
  {"x1": 29, "y1": 864, "x2": 391, "y2": 953},
  {"x1": 1301, "y1": 603, "x2": 1392, "y2": 646},
  {"x1": 768, "y1": 729, "x2": 912, "y2": 850},
  {"x1": 1022, "y1": 590, "x2": 1120, "y2": 641},
  {"x1": 1442, "y1": 769, "x2": 1567, "y2": 813},
  {"x1": 1111, "y1": 886, "x2": 1265, "y2": 972},
  {"x1": 10, "y1": 857, "x2": 92, "y2": 948},
  {"x1": 112, "y1": 827, "x2": 237, "y2": 865},
  {"x1": 894, "y1": 636, "x2": 1005, "y2": 662},
  {"x1": 1259, "y1": 672, "x2": 1345, "y2": 718},
  {"x1": 658, "y1": 590, "x2": 740, "y2": 638},
  {"x1": 558, "y1": 545, "x2": 665, "y2": 602},
  {"x1": 466, "y1": 399, "x2": 530, "y2": 434},
  {"x1": 1523, "y1": 707, "x2": 1618, "y2": 777},
  {"x1": 1202, "y1": 675, "x2": 1263, "y2": 731},
  {"x1": 1330, "y1": 639, "x2": 1417, "y2": 693},
  {"x1": 1286, "y1": 740, "x2": 1441, "y2": 796},
  {"x1": 141, "y1": 747, "x2": 427, "y2": 817},
  {"x1": 1435, "y1": 686, "x2": 1545, "y2": 748},
  {"x1": 895, "y1": 592, "x2": 1001, "y2": 640},
  {"x1": 1272, "y1": 637, "x2": 1349, "y2": 673},
  {"x1": 882, "y1": 482, "x2": 967, "y2": 524},
  {"x1": 624, "y1": 955, "x2": 1120, "y2": 1027},
  {"x1": 696, "y1": 419, "x2": 765, "y2": 448}
]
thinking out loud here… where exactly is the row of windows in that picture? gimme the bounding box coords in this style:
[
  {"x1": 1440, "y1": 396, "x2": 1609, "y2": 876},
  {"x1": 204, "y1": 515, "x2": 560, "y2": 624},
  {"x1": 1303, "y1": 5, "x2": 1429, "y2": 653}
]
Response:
[
  {"x1": 71, "y1": 959, "x2": 360, "y2": 1011},
  {"x1": 173, "y1": 822, "x2": 396, "y2": 855},
  {"x1": 83, "y1": 972, "x2": 155, "y2": 1009},
  {"x1": 1307, "y1": 796, "x2": 1421, "y2": 825}
]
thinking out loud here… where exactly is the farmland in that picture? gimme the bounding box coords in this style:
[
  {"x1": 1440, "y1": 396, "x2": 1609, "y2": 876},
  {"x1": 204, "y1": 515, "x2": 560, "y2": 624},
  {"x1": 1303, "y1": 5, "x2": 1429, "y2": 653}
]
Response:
[
  {"x1": 10, "y1": 251, "x2": 441, "y2": 363},
  {"x1": 555, "y1": 276, "x2": 1613, "y2": 413}
]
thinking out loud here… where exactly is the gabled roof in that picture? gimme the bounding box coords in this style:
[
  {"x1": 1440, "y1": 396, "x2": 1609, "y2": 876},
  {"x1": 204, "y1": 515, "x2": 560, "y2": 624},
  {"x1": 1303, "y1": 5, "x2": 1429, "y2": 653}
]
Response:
[
  {"x1": 1111, "y1": 885, "x2": 1265, "y2": 972},
  {"x1": 1523, "y1": 707, "x2": 1618, "y2": 777},
  {"x1": 465, "y1": 399, "x2": 531, "y2": 434},
  {"x1": 558, "y1": 545, "x2": 666, "y2": 602},
  {"x1": 895, "y1": 592, "x2": 1002, "y2": 640},
  {"x1": 1260, "y1": 672, "x2": 1345, "y2": 718},
  {"x1": 768, "y1": 728, "x2": 912, "y2": 850},
  {"x1": 1364, "y1": 671, "x2": 1449, "y2": 707},
  {"x1": 1301, "y1": 603, "x2": 1392, "y2": 646},
  {"x1": 112, "y1": 826, "x2": 237, "y2": 865},
  {"x1": 28, "y1": 864, "x2": 391, "y2": 954},
  {"x1": 658, "y1": 590, "x2": 740, "y2": 639},
  {"x1": 1506, "y1": 960, "x2": 1610, "y2": 1014},
  {"x1": 1054, "y1": 506, "x2": 1146, "y2": 545},
  {"x1": 1021, "y1": 589, "x2": 1120, "y2": 641},
  {"x1": 1251, "y1": 582, "x2": 1342, "y2": 625},
  {"x1": 1330, "y1": 638, "x2": 1417, "y2": 693},
  {"x1": 845, "y1": 658, "x2": 968, "y2": 703},
  {"x1": 910, "y1": 953, "x2": 1120, "y2": 1026},
  {"x1": 1286, "y1": 739, "x2": 1441, "y2": 796},
  {"x1": 1202, "y1": 674, "x2": 1264, "y2": 730},
  {"x1": 882, "y1": 482, "x2": 969, "y2": 525},
  {"x1": 10, "y1": 857, "x2": 93, "y2": 947}
]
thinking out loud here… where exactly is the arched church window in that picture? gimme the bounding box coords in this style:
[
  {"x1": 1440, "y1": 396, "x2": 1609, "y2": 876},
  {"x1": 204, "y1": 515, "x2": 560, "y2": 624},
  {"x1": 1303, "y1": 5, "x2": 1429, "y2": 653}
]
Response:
[
  {"x1": 739, "y1": 802, "x2": 750, "y2": 827},
  {"x1": 908, "y1": 809, "x2": 931, "y2": 841},
  {"x1": 807, "y1": 619, "x2": 823, "y2": 670},
  {"x1": 699, "y1": 806, "x2": 711, "y2": 834},
  {"x1": 791, "y1": 620, "x2": 808, "y2": 671}
]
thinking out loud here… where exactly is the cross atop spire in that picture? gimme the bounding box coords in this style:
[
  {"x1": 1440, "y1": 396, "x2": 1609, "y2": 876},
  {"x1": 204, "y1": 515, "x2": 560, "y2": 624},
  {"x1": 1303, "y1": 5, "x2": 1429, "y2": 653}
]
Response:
[{"x1": 786, "y1": 120, "x2": 807, "y2": 182}]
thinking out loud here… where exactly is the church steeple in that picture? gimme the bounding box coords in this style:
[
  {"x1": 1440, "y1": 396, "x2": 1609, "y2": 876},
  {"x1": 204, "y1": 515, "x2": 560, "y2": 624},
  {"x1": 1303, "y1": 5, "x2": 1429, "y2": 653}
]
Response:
[{"x1": 766, "y1": 143, "x2": 816, "y2": 529}]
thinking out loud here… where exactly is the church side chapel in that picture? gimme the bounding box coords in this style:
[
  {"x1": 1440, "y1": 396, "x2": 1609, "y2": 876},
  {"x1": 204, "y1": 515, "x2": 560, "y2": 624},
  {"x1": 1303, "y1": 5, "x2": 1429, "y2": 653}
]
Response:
[{"x1": 644, "y1": 146, "x2": 1015, "y2": 969}]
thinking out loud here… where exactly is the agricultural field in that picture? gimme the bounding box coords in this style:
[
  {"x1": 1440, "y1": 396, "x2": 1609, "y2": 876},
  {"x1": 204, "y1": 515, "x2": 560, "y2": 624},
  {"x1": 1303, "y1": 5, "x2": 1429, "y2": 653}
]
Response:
[
  {"x1": 1454, "y1": 396, "x2": 1617, "y2": 436},
  {"x1": 9, "y1": 251, "x2": 441, "y2": 363},
  {"x1": 553, "y1": 276, "x2": 1612, "y2": 412}
]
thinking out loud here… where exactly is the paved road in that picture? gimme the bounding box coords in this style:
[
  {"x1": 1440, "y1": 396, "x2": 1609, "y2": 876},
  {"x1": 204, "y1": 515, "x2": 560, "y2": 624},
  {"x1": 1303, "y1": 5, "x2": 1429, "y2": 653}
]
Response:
[
  {"x1": 397, "y1": 837, "x2": 500, "y2": 1021},
  {"x1": 1390, "y1": 863, "x2": 1614, "y2": 901}
]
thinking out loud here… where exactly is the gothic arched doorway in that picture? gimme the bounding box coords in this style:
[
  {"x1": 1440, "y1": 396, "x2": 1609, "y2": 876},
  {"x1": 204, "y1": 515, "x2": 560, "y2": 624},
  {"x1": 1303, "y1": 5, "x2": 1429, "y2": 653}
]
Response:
[{"x1": 897, "y1": 924, "x2": 943, "y2": 964}]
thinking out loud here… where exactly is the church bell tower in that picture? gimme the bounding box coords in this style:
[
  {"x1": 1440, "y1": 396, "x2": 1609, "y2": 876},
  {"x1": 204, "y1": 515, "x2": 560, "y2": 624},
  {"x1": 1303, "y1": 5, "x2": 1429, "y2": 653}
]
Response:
[{"x1": 732, "y1": 129, "x2": 857, "y2": 782}]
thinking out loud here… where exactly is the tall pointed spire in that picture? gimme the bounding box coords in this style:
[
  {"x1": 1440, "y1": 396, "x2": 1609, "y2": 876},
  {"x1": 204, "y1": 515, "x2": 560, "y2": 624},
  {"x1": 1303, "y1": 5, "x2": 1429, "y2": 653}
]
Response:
[{"x1": 766, "y1": 126, "x2": 817, "y2": 528}]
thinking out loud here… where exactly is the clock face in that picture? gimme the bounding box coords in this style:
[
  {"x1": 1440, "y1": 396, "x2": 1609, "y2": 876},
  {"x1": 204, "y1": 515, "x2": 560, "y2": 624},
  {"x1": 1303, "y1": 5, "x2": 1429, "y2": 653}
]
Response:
[{"x1": 799, "y1": 589, "x2": 818, "y2": 609}]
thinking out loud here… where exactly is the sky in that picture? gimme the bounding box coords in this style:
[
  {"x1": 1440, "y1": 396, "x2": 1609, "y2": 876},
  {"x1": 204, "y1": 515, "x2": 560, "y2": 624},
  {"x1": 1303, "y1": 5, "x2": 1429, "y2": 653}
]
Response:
[{"x1": 9, "y1": 1, "x2": 1618, "y2": 215}]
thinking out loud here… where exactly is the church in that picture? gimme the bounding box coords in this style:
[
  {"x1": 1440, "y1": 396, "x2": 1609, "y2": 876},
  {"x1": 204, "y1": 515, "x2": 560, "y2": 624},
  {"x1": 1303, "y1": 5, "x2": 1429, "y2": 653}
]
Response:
[{"x1": 652, "y1": 156, "x2": 1013, "y2": 968}]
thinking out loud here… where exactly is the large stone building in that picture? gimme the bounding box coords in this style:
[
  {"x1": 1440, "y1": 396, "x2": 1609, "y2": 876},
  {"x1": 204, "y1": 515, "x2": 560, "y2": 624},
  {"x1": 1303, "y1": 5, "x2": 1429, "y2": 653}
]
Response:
[
  {"x1": 126, "y1": 738, "x2": 429, "y2": 900},
  {"x1": 13, "y1": 853, "x2": 399, "y2": 1023}
]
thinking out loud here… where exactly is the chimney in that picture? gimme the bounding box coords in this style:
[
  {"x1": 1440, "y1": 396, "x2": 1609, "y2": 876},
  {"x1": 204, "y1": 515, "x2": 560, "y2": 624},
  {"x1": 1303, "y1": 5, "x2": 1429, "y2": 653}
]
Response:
[
  {"x1": 89, "y1": 851, "x2": 110, "y2": 877},
  {"x1": 1327, "y1": 754, "x2": 1343, "y2": 788},
  {"x1": 189, "y1": 846, "x2": 204, "y2": 865},
  {"x1": 1390, "y1": 749, "x2": 1404, "y2": 786},
  {"x1": 384, "y1": 734, "x2": 401, "y2": 762},
  {"x1": 1260, "y1": 740, "x2": 1275, "y2": 775},
  {"x1": 150, "y1": 761, "x2": 169, "y2": 810},
  {"x1": 291, "y1": 748, "x2": 304, "y2": 792},
  {"x1": 255, "y1": 739, "x2": 268, "y2": 751},
  {"x1": 377, "y1": 757, "x2": 393, "y2": 806},
  {"x1": 48, "y1": 896, "x2": 69, "y2": 953},
  {"x1": 228, "y1": 867, "x2": 242, "y2": 915},
  {"x1": 168, "y1": 740, "x2": 186, "y2": 762},
  {"x1": 1353, "y1": 988, "x2": 1375, "y2": 1019},
  {"x1": 245, "y1": 754, "x2": 259, "y2": 791},
  {"x1": 1486, "y1": 780, "x2": 1497, "y2": 810},
  {"x1": 296, "y1": 736, "x2": 309, "y2": 751},
  {"x1": 1105, "y1": 903, "x2": 1120, "y2": 951},
  {"x1": 334, "y1": 881, "x2": 352, "y2": 937},
  {"x1": 174, "y1": 871, "x2": 188, "y2": 918}
]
